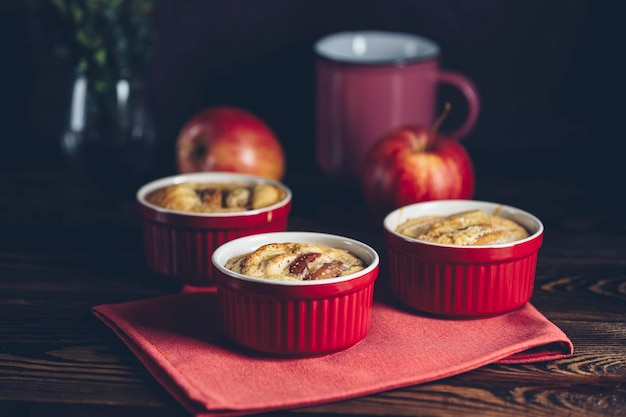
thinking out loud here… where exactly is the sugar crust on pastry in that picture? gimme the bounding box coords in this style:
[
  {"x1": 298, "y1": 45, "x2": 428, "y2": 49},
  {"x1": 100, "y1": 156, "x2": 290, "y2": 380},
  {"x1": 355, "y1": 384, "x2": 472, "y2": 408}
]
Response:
[
  {"x1": 146, "y1": 182, "x2": 285, "y2": 213},
  {"x1": 225, "y1": 242, "x2": 365, "y2": 281},
  {"x1": 396, "y1": 209, "x2": 529, "y2": 245}
]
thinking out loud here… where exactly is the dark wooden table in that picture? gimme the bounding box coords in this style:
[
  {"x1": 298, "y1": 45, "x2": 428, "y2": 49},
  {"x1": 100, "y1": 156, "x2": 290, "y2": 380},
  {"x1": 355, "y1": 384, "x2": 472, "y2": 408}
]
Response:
[{"x1": 1, "y1": 148, "x2": 625, "y2": 417}]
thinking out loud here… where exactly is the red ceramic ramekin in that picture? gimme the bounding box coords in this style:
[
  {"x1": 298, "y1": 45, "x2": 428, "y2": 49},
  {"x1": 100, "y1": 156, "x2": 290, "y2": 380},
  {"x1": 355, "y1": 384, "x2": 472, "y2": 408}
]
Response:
[
  {"x1": 383, "y1": 200, "x2": 544, "y2": 317},
  {"x1": 211, "y1": 232, "x2": 380, "y2": 356},
  {"x1": 136, "y1": 172, "x2": 292, "y2": 287}
]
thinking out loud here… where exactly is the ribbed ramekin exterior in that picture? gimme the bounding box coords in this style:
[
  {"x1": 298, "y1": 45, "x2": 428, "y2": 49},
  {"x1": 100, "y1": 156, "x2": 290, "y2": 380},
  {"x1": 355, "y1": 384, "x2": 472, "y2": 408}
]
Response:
[
  {"x1": 382, "y1": 199, "x2": 544, "y2": 317},
  {"x1": 387, "y1": 249, "x2": 538, "y2": 316},
  {"x1": 218, "y1": 281, "x2": 375, "y2": 356},
  {"x1": 136, "y1": 172, "x2": 292, "y2": 286},
  {"x1": 141, "y1": 218, "x2": 288, "y2": 286}
]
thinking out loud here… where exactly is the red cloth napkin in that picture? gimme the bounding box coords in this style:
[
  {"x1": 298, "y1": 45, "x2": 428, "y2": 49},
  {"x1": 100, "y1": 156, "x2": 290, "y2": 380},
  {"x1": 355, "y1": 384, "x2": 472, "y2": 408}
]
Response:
[{"x1": 92, "y1": 287, "x2": 573, "y2": 417}]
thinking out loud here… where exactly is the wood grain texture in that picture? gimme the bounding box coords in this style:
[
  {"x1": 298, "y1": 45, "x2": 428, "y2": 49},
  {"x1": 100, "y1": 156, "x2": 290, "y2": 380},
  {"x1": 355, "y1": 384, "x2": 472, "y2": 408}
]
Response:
[{"x1": 1, "y1": 151, "x2": 625, "y2": 417}]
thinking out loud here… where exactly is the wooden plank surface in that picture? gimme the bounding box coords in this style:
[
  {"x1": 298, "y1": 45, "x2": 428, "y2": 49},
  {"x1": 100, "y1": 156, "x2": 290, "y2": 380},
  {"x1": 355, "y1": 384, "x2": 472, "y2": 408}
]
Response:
[{"x1": 1, "y1": 152, "x2": 625, "y2": 417}]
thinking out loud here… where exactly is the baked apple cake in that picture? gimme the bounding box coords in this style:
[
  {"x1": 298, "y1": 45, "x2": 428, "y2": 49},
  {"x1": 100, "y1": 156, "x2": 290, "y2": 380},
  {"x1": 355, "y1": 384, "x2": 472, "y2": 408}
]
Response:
[
  {"x1": 396, "y1": 209, "x2": 529, "y2": 245},
  {"x1": 225, "y1": 242, "x2": 365, "y2": 281},
  {"x1": 146, "y1": 181, "x2": 286, "y2": 213}
]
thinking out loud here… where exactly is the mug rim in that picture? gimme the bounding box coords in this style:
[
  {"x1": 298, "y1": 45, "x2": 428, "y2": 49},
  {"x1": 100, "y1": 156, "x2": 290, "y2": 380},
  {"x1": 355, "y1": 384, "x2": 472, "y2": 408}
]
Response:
[{"x1": 314, "y1": 30, "x2": 440, "y2": 65}]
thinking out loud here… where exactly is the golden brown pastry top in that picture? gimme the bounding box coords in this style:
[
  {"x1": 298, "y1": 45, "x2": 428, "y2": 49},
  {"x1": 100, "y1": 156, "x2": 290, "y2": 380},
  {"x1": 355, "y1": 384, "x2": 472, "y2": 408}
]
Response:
[
  {"x1": 145, "y1": 181, "x2": 286, "y2": 213},
  {"x1": 396, "y1": 209, "x2": 529, "y2": 245},
  {"x1": 224, "y1": 242, "x2": 366, "y2": 281}
]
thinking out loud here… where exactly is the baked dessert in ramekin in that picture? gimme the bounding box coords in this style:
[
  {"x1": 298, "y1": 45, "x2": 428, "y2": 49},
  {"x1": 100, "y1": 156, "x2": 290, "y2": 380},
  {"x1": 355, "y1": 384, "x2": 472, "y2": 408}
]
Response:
[
  {"x1": 212, "y1": 232, "x2": 380, "y2": 356},
  {"x1": 383, "y1": 200, "x2": 544, "y2": 317},
  {"x1": 223, "y1": 241, "x2": 366, "y2": 281},
  {"x1": 136, "y1": 172, "x2": 292, "y2": 286}
]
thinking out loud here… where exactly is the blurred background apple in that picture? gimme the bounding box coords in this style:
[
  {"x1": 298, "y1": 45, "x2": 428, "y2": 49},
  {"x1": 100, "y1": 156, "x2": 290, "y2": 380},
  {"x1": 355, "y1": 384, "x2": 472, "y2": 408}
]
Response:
[
  {"x1": 361, "y1": 122, "x2": 475, "y2": 220},
  {"x1": 175, "y1": 106, "x2": 285, "y2": 181}
]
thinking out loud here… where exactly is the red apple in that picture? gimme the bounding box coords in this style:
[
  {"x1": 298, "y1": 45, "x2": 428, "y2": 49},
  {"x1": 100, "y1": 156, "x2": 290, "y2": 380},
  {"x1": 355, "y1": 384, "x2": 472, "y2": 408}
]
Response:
[
  {"x1": 361, "y1": 108, "x2": 475, "y2": 219},
  {"x1": 176, "y1": 106, "x2": 286, "y2": 180}
]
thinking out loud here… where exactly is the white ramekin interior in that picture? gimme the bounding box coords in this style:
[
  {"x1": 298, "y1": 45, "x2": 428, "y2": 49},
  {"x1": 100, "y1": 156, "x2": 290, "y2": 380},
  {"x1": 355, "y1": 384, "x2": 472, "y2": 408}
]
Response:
[
  {"x1": 212, "y1": 231, "x2": 379, "y2": 286},
  {"x1": 136, "y1": 172, "x2": 292, "y2": 217},
  {"x1": 383, "y1": 199, "x2": 544, "y2": 248}
]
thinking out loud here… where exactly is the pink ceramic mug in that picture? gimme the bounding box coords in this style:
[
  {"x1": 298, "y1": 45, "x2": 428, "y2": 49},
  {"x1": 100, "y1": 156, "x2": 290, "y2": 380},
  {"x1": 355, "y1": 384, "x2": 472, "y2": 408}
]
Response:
[{"x1": 315, "y1": 31, "x2": 480, "y2": 179}]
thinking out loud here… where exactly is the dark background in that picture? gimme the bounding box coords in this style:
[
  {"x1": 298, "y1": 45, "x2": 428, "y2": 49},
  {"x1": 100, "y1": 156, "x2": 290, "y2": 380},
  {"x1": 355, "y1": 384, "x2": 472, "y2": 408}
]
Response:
[{"x1": 1, "y1": 0, "x2": 623, "y2": 184}]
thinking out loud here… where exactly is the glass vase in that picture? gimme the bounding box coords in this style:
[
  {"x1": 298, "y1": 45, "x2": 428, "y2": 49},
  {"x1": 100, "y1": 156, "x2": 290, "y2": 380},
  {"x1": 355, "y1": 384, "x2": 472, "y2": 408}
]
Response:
[{"x1": 61, "y1": 69, "x2": 160, "y2": 199}]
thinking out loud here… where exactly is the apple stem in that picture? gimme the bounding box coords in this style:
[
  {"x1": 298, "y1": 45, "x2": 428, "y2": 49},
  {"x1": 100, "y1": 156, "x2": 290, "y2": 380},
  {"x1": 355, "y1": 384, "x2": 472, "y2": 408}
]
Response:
[{"x1": 430, "y1": 102, "x2": 451, "y2": 136}]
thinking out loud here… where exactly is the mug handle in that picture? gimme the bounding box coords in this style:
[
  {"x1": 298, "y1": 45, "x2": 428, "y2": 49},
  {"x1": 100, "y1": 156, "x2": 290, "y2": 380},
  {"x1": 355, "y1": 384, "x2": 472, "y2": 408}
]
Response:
[{"x1": 438, "y1": 70, "x2": 481, "y2": 141}]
